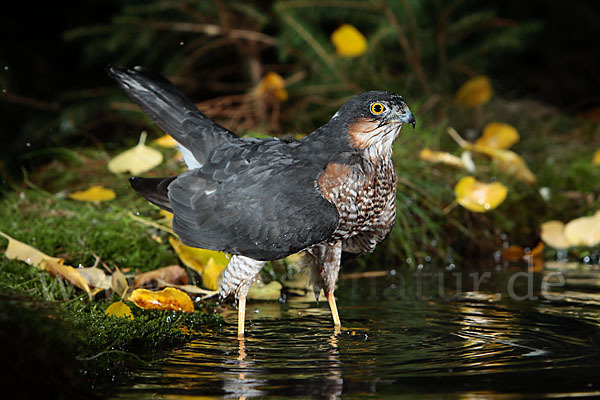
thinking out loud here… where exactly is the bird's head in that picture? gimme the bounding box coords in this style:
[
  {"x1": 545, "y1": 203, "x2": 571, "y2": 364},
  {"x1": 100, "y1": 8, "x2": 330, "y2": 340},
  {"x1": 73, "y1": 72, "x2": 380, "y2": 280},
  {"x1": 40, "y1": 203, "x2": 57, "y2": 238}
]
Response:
[{"x1": 331, "y1": 91, "x2": 415, "y2": 154}]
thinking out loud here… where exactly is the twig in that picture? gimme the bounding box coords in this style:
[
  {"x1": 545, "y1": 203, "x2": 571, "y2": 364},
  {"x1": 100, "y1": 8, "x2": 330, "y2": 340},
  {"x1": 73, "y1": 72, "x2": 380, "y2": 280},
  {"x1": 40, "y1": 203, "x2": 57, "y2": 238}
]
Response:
[
  {"x1": 127, "y1": 212, "x2": 174, "y2": 235},
  {"x1": 339, "y1": 270, "x2": 389, "y2": 280},
  {"x1": 382, "y1": 3, "x2": 430, "y2": 92},
  {"x1": 144, "y1": 21, "x2": 276, "y2": 46}
]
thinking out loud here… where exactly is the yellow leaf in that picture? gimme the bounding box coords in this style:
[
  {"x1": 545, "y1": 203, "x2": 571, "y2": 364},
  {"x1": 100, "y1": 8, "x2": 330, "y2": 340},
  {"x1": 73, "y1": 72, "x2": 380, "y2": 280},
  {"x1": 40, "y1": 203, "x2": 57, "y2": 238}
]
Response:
[
  {"x1": 253, "y1": 72, "x2": 288, "y2": 101},
  {"x1": 419, "y1": 148, "x2": 465, "y2": 169},
  {"x1": 0, "y1": 230, "x2": 62, "y2": 268},
  {"x1": 105, "y1": 301, "x2": 133, "y2": 319},
  {"x1": 330, "y1": 24, "x2": 367, "y2": 57},
  {"x1": 248, "y1": 280, "x2": 282, "y2": 300},
  {"x1": 593, "y1": 149, "x2": 600, "y2": 165},
  {"x1": 564, "y1": 211, "x2": 600, "y2": 247},
  {"x1": 169, "y1": 237, "x2": 229, "y2": 290},
  {"x1": 455, "y1": 75, "x2": 493, "y2": 108},
  {"x1": 454, "y1": 176, "x2": 507, "y2": 213},
  {"x1": 42, "y1": 259, "x2": 92, "y2": 295},
  {"x1": 68, "y1": 185, "x2": 116, "y2": 202},
  {"x1": 475, "y1": 122, "x2": 520, "y2": 149},
  {"x1": 447, "y1": 127, "x2": 536, "y2": 184},
  {"x1": 129, "y1": 287, "x2": 194, "y2": 312},
  {"x1": 108, "y1": 131, "x2": 163, "y2": 175},
  {"x1": 153, "y1": 134, "x2": 179, "y2": 148},
  {"x1": 112, "y1": 268, "x2": 129, "y2": 298},
  {"x1": 540, "y1": 220, "x2": 570, "y2": 249}
]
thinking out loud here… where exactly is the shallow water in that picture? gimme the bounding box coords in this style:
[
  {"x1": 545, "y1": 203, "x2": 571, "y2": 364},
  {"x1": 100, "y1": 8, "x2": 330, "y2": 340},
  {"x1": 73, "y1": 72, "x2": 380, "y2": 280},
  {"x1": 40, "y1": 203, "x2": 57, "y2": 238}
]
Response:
[{"x1": 114, "y1": 262, "x2": 600, "y2": 399}]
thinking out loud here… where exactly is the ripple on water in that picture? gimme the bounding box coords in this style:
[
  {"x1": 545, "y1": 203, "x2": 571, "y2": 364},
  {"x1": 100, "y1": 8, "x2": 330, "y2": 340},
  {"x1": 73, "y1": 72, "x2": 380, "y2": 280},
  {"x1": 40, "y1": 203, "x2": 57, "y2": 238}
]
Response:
[{"x1": 114, "y1": 264, "x2": 600, "y2": 399}]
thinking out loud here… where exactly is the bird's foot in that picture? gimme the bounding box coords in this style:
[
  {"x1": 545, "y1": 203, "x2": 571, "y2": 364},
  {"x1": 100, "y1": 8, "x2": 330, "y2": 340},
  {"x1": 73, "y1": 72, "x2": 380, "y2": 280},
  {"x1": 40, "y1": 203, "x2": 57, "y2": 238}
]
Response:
[
  {"x1": 237, "y1": 295, "x2": 246, "y2": 339},
  {"x1": 326, "y1": 291, "x2": 341, "y2": 329}
]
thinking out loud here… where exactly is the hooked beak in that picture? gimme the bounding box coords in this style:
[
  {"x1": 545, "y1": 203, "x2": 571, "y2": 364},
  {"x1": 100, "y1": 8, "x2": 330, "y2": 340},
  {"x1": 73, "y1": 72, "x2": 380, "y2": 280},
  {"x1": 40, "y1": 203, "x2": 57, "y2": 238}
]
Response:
[{"x1": 401, "y1": 111, "x2": 416, "y2": 129}]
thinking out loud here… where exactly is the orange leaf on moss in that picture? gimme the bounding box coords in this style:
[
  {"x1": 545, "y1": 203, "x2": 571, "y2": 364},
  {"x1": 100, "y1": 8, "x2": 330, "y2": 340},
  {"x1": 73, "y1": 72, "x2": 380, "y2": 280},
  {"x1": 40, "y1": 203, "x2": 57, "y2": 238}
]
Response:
[{"x1": 129, "y1": 287, "x2": 194, "y2": 313}]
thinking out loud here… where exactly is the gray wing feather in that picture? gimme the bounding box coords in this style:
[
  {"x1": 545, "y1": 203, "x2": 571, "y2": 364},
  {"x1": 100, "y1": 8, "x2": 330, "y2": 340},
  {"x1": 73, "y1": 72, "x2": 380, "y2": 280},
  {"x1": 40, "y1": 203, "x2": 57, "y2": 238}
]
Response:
[{"x1": 168, "y1": 140, "x2": 339, "y2": 261}]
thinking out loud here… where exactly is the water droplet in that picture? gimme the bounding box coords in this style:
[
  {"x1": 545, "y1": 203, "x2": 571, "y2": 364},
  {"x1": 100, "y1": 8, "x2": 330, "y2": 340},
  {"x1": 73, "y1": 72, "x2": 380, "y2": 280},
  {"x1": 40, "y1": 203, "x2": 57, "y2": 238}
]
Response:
[
  {"x1": 390, "y1": 269, "x2": 396, "y2": 276},
  {"x1": 3, "y1": 66, "x2": 8, "y2": 71},
  {"x1": 179, "y1": 41, "x2": 184, "y2": 46},
  {"x1": 25, "y1": 142, "x2": 31, "y2": 147},
  {"x1": 405, "y1": 257, "x2": 413, "y2": 264},
  {"x1": 254, "y1": 309, "x2": 259, "y2": 314},
  {"x1": 136, "y1": 212, "x2": 140, "y2": 216},
  {"x1": 484, "y1": 203, "x2": 491, "y2": 210},
  {"x1": 583, "y1": 256, "x2": 590, "y2": 264}
]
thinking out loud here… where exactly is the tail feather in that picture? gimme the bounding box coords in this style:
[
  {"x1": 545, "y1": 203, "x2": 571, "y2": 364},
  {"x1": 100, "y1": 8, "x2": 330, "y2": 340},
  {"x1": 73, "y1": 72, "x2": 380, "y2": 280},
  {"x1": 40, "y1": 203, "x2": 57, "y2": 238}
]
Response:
[
  {"x1": 108, "y1": 66, "x2": 238, "y2": 167},
  {"x1": 129, "y1": 176, "x2": 176, "y2": 212}
]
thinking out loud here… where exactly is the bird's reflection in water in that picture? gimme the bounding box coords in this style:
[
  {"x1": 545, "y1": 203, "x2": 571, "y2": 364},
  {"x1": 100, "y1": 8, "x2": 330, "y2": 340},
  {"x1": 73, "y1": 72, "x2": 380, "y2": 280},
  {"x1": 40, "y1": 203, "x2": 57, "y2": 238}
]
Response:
[{"x1": 222, "y1": 338, "x2": 267, "y2": 399}]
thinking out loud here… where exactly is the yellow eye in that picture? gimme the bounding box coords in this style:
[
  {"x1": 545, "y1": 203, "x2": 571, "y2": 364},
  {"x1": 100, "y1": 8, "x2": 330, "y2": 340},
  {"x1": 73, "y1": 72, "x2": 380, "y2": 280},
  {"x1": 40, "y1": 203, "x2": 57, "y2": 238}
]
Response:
[{"x1": 370, "y1": 102, "x2": 385, "y2": 115}]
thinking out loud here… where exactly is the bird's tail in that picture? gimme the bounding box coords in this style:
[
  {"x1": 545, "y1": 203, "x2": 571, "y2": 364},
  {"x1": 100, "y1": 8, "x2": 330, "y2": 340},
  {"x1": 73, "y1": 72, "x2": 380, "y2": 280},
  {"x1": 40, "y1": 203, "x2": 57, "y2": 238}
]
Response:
[
  {"x1": 108, "y1": 66, "x2": 238, "y2": 167},
  {"x1": 129, "y1": 176, "x2": 176, "y2": 213}
]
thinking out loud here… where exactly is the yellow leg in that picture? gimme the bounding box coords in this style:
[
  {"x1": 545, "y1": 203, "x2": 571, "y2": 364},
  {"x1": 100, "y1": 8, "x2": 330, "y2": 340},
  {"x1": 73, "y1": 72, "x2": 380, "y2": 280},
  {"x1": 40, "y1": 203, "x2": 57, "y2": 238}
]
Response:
[
  {"x1": 326, "y1": 292, "x2": 341, "y2": 328},
  {"x1": 237, "y1": 295, "x2": 246, "y2": 339}
]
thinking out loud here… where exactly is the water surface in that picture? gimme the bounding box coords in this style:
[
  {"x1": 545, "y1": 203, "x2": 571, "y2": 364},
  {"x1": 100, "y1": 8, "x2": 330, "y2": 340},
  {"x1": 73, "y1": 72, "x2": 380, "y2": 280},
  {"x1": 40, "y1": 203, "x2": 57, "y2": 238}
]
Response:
[{"x1": 114, "y1": 262, "x2": 600, "y2": 399}]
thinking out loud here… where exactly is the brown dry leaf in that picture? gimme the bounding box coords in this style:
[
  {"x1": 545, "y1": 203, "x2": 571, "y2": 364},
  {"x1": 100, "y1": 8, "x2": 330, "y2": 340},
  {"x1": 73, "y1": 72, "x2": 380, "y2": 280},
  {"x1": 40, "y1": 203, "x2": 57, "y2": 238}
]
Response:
[
  {"x1": 248, "y1": 281, "x2": 283, "y2": 301},
  {"x1": 455, "y1": 75, "x2": 493, "y2": 108},
  {"x1": 564, "y1": 211, "x2": 600, "y2": 247},
  {"x1": 454, "y1": 176, "x2": 507, "y2": 213},
  {"x1": 134, "y1": 265, "x2": 188, "y2": 289},
  {"x1": 169, "y1": 237, "x2": 229, "y2": 290},
  {"x1": 419, "y1": 148, "x2": 465, "y2": 169},
  {"x1": 0, "y1": 230, "x2": 62, "y2": 268},
  {"x1": 105, "y1": 301, "x2": 134, "y2": 319},
  {"x1": 502, "y1": 245, "x2": 526, "y2": 262},
  {"x1": 475, "y1": 122, "x2": 520, "y2": 149},
  {"x1": 540, "y1": 220, "x2": 570, "y2": 249},
  {"x1": 129, "y1": 287, "x2": 194, "y2": 313},
  {"x1": 155, "y1": 279, "x2": 218, "y2": 299},
  {"x1": 108, "y1": 131, "x2": 163, "y2": 175},
  {"x1": 68, "y1": 185, "x2": 116, "y2": 202},
  {"x1": 112, "y1": 268, "x2": 129, "y2": 298}
]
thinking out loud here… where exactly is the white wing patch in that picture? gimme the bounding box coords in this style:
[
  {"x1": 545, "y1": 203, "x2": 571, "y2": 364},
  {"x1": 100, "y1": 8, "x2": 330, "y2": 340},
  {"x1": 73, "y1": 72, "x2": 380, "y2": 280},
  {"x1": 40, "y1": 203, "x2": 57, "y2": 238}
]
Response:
[{"x1": 179, "y1": 144, "x2": 203, "y2": 169}]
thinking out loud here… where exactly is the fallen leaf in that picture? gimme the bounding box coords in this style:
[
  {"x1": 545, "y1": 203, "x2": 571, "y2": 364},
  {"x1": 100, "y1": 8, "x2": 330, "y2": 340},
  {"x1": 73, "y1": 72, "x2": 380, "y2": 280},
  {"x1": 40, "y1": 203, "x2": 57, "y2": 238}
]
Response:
[
  {"x1": 248, "y1": 281, "x2": 283, "y2": 300},
  {"x1": 564, "y1": 211, "x2": 600, "y2": 247},
  {"x1": 129, "y1": 287, "x2": 194, "y2": 312},
  {"x1": 78, "y1": 266, "x2": 111, "y2": 290},
  {"x1": 112, "y1": 268, "x2": 129, "y2": 298},
  {"x1": 593, "y1": 149, "x2": 600, "y2": 165},
  {"x1": 0, "y1": 230, "x2": 62, "y2": 268},
  {"x1": 134, "y1": 265, "x2": 188, "y2": 289},
  {"x1": 540, "y1": 220, "x2": 570, "y2": 249},
  {"x1": 68, "y1": 185, "x2": 116, "y2": 202},
  {"x1": 330, "y1": 24, "x2": 367, "y2": 57},
  {"x1": 153, "y1": 134, "x2": 178, "y2": 148},
  {"x1": 448, "y1": 127, "x2": 536, "y2": 184},
  {"x1": 253, "y1": 72, "x2": 288, "y2": 101},
  {"x1": 108, "y1": 131, "x2": 163, "y2": 175},
  {"x1": 419, "y1": 148, "x2": 465, "y2": 169},
  {"x1": 455, "y1": 75, "x2": 493, "y2": 108},
  {"x1": 475, "y1": 122, "x2": 520, "y2": 149},
  {"x1": 454, "y1": 176, "x2": 507, "y2": 213},
  {"x1": 42, "y1": 259, "x2": 92, "y2": 295},
  {"x1": 502, "y1": 245, "x2": 526, "y2": 262},
  {"x1": 169, "y1": 237, "x2": 229, "y2": 290},
  {"x1": 155, "y1": 279, "x2": 218, "y2": 299},
  {"x1": 105, "y1": 301, "x2": 134, "y2": 319}
]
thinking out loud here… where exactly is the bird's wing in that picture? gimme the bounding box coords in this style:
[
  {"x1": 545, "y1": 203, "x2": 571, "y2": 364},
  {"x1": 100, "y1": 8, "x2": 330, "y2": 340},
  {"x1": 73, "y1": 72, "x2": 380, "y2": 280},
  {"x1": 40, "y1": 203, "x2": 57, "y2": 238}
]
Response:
[
  {"x1": 167, "y1": 141, "x2": 340, "y2": 261},
  {"x1": 108, "y1": 66, "x2": 239, "y2": 166}
]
